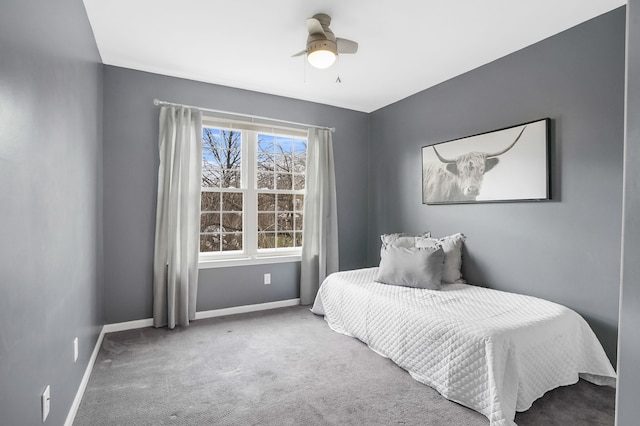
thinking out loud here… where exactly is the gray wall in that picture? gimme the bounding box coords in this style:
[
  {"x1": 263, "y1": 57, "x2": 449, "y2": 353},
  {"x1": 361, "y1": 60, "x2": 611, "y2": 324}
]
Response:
[
  {"x1": 616, "y1": 0, "x2": 640, "y2": 423},
  {"x1": 102, "y1": 66, "x2": 369, "y2": 323},
  {"x1": 0, "y1": 0, "x2": 104, "y2": 424},
  {"x1": 197, "y1": 263, "x2": 300, "y2": 312},
  {"x1": 368, "y1": 8, "x2": 626, "y2": 362}
]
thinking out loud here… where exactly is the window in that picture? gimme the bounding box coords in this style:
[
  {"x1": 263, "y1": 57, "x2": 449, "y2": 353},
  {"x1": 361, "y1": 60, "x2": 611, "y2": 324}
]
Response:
[
  {"x1": 201, "y1": 128, "x2": 243, "y2": 253},
  {"x1": 200, "y1": 119, "x2": 307, "y2": 262},
  {"x1": 256, "y1": 134, "x2": 306, "y2": 250}
]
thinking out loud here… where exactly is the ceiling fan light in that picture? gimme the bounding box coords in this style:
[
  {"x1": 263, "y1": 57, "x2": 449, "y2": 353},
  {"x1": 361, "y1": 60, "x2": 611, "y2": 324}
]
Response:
[{"x1": 308, "y1": 49, "x2": 336, "y2": 69}]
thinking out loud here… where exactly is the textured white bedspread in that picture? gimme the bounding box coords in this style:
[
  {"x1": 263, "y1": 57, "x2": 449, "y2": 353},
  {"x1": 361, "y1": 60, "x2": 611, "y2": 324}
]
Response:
[{"x1": 311, "y1": 268, "x2": 616, "y2": 426}]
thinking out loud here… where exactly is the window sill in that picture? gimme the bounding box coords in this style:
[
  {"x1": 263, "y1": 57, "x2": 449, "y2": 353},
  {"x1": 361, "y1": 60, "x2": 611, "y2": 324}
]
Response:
[{"x1": 199, "y1": 254, "x2": 301, "y2": 269}]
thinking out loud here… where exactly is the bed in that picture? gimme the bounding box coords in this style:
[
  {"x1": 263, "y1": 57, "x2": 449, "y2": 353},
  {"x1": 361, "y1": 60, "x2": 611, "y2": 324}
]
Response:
[{"x1": 310, "y1": 267, "x2": 616, "y2": 426}]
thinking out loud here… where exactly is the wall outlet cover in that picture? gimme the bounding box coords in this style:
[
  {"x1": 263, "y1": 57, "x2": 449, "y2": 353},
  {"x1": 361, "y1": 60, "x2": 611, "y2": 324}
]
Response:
[
  {"x1": 264, "y1": 273, "x2": 271, "y2": 285},
  {"x1": 73, "y1": 337, "x2": 79, "y2": 362}
]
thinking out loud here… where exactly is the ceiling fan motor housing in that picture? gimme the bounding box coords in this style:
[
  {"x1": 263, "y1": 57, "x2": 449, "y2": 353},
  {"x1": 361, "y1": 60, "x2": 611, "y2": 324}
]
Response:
[{"x1": 307, "y1": 38, "x2": 338, "y2": 55}]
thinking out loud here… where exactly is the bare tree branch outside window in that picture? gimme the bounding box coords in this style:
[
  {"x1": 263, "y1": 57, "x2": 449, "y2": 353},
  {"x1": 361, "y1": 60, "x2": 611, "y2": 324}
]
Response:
[{"x1": 200, "y1": 126, "x2": 306, "y2": 253}]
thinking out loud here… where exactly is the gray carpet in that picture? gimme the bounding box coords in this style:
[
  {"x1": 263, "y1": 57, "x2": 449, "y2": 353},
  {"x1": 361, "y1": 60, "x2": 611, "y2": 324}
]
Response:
[{"x1": 74, "y1": 306, "x2": 615, "y2": 425}]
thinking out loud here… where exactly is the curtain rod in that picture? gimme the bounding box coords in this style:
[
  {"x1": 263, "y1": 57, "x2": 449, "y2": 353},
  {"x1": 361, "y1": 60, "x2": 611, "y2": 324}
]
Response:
[{"x1": 153, "y1": 99, "x2": 335, "y2": 133}]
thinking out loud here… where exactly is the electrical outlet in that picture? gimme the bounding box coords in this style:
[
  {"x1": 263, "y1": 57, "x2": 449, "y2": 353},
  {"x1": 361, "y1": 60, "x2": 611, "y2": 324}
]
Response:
[
  {"x1": 73, "y1": 337, "x2": 78, "y2": 363},
  {"x1": 264, "y1": 273, "x2": 271, "y2": 285},
  {"x1": 42, "y1": 385, "x2": 50, "y2": 422}
]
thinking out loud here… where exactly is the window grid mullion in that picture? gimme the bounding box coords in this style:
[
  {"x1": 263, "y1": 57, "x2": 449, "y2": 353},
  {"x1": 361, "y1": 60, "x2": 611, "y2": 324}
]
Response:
[{"x1": 244, "y1": 130, "x2": 258, "y2": 256}]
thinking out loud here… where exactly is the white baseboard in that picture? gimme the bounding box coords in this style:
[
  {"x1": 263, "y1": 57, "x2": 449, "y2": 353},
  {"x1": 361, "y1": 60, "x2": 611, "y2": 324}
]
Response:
[
  {"x1": 195, "y1": 298, "x2": 300, "y2": 320},
  {"x1": 63, "y1": 298, "x2": 300, "y2": 425},
  {"x1": 103, "y1": 318, "x2": 154, "y2": 333},
  {"x1": 64, "y1": 326, "x2": 106, "y2": 426},
  {"x1": 100, "y1": 299, "x2": 301, "y2": 333}
]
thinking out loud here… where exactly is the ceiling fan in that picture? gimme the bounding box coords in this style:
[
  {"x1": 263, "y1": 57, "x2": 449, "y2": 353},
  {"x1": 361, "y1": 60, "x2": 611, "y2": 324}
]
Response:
[{"x1": 292, "y1": 13, "x2": 359, "y2": 70}]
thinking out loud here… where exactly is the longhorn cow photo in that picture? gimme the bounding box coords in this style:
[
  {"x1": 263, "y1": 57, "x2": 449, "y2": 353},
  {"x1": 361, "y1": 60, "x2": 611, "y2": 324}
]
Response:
[{"x1": 422, "y1": 119, "x2": 550, "y2": 204}]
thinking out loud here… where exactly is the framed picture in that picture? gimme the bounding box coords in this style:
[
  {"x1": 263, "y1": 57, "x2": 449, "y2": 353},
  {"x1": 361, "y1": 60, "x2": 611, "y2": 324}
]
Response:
[{"x1": 422, "y1": 118, "x2": 550, "y2": 205}]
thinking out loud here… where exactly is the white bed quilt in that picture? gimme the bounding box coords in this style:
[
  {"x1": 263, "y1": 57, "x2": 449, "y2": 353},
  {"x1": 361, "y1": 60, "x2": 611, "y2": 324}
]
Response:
[{"x1": 311, "y1": 268, "x2": 616, "y2": 426}]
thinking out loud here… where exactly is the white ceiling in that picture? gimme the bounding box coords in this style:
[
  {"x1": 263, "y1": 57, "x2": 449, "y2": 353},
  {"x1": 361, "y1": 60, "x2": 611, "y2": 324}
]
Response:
[{"x1": 82, "y1": 0, "x2": 624, "y2": 113}]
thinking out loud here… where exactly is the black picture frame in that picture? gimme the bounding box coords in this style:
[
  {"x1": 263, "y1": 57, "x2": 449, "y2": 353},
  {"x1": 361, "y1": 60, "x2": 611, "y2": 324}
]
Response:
[{"x1": 422, "y1": 118, "x2": 550, "y2": 205}]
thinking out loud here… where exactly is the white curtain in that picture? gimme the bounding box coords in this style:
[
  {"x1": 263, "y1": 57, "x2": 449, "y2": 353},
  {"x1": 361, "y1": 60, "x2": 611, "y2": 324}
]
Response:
[
  {"x1": 153, "y1": 106, "x2": 202, "y2": 328},
  {"x1": 300, "y1": 128, "x2": 339, "y2": 305}
]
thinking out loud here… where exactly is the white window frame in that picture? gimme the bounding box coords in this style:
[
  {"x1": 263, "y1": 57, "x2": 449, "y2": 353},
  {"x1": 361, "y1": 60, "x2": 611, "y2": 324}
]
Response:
[{"x1": 199, "y1": 117, "x2": 307, "y2": 268}]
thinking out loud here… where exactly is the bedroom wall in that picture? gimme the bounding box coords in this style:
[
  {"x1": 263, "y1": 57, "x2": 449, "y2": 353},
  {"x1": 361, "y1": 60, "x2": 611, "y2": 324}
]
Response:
[
  {"x1": 102, "y1": 66, "x2": 369, "y2": 323},
  {"x1": 368, "y1": 8, "x2": 625, "y2": 362},
  {"x1": 0, "y1": 0, "x2": 104, "y2": 424},
  {"x1": 616, "y1": 0, "x2": 640, "y2": 423}
]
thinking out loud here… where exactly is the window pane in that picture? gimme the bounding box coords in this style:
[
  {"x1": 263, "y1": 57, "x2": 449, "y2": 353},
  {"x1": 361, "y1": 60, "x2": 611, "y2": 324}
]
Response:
[
  {"x1": 274, "y1": 154, "x2": 292, "y2": 173},
  {"x1": 258, "y1": 193, "x2": 276, "y2": 211},
  {"x1": 258, "y1": 232, "x2": 276, "y2": 249},
  {"x1": 293, "y1": 174, "x2": 305, "y2": 190},
  {"x1": 277, "y1": 213, "x2": 294, "y2": 231},
  {"x1": 294, "y1": 213, "x2": 303, "y2": 231},
  {"x1": 202, "y1": 147, "x2": 219, "y2": 165},
  {"x1": 220, "y1": 130, "x2": 241, "y2": 151},
  {"x1": 221, "y1": 170, "x2": 241, "y2": 189},
  {"x1": 294, "y1": 232, "x2": 303, "y2": 247},
  {"x1": 222, "y1": 233, "x2": 242, "y2": 251},
  {"x1": 276, "y1": 173, "x2": 292, "y2": 190},
  {"x1": 294, "y1": 194, "x2": 304, "y2": 211},
  {"x1": 222, "y1": 192, "x2": 242, "y2": 211},
  {"x1": 257, "y1": 152, "x2": 274, "y2": 170},
  {"x1": 202, "y1": 166, "x2": 221, "y2": 187},
  {"x1": 278, "y1": 232, "x2": 294, "y2": 248},
  {"x1": 276, "y1": 137, "x2": 294, "y2": 154},
  {"x1": 203, "y1": 148, "x2": 223, "y2": 169},
  {"x1": 258, "y1": 135, "x2": 274, "y2": 153},
  {"x1": 294, "y1": 139, "x2": 307, "y2": 157},
  {"x1": 217, "y1": 149, "x2": 241, "y2": 171},
  {"x1": 202, "y1": 127, "x2": 242, "y2": 190},
  {"x1": 293, "y1": 157, "x2": 306, "y2": 174},
  {"x1": 200, "y1": 213, "x2": 221, "y2": 233},
  {"x1": 202, "y1": 127, "x2": 221, "y2": 149},
  {"x1": 258, "y1": 213, "x2": 275, "y2": 232},
  {"x1": 277, "y1": 194, "x2": 293, "y2": 212},
  {"x1": 293, "y1": 139, "x2": 307, "y2": 173},
  {"x1": 257, "y1": 172, "x2": 274, "y2": 190},
  {"x1": 201, "y1": 192, "x2": 220, "y2": 212},
  {"x1": 221, "y1": 213, "x2": 242, "y2": 232},
  {"x1": 200, "y1": 234, "x2": 220, "y2": 252}
]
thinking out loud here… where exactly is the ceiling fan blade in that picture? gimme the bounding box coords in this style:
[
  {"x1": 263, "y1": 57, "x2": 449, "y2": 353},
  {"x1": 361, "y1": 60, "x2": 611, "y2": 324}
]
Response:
[
  {"x1": 337, "y1": 38, "x2": 358, "y2": 54},
  {"x1": 306, "y1": 17, "x2": 326, "y2": 36},
  {"x1": 291, "y1": 49, "x2": 307, "y2": 57}
]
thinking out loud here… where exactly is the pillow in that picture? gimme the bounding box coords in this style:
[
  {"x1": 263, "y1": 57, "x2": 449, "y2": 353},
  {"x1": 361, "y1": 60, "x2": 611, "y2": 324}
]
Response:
[
  {"x1": 380, "y1": 232, "x2": 431, "y2": 249},
  {"x1": 375, "y1": 245, "x2": 445, "y2": 290},
  {"x1": 415, "y1": 233, "x2": 466, "y2": 284}
]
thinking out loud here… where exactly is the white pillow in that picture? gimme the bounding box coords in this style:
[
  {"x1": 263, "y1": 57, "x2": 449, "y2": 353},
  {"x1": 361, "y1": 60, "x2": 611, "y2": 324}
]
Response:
[
  {"x1": 380, "y1": 232, "x2": 431, "y2": 249},
  {"x1": 375, "y1": 245, "x2": 445, "y2": 290},
  {"x1": 415, "y1": 233, "x2": 466, "y2": 284}
]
